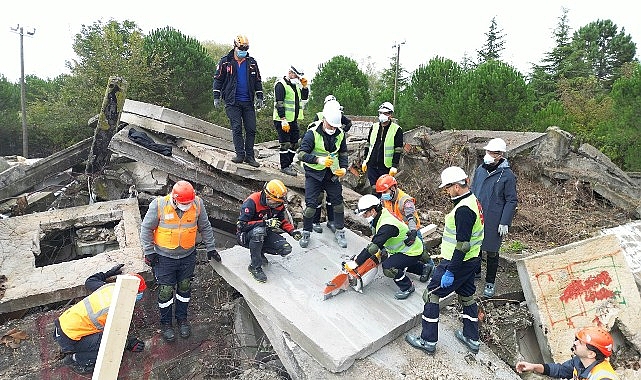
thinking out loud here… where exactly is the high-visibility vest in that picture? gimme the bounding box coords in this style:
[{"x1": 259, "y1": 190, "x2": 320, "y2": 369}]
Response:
[
  {"x1": 440, "y1": 194, "x2": 484, "y2": 261},
  {"x1": 303, "y1": 124, "x2": 343, "y2": 171},
  {"x1": 58, "y1": 283, "x2": 114, "y2": 340},
  {"x1": 153, "y1": 195, "x2": 201, "y2": 250},
  {"x1": 374, "y1": 208, "x2": 423, "y2": 256},
  {"x1": 364, "y1": 122, "x2": 401, "y2": 167},
  {"x1": 573, "y1": 359, "x2": 619, "y2": 380},
  {"x1": 382, "y1": 189, "x2": 421, "y2": 228},
  {"x1": 273, "y1": 78, "x2": 304, "y2": 121}
]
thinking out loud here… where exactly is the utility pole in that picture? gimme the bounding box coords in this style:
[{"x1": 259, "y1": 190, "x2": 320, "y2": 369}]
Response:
[
  {"x1": 11, "y1": 25, "x2": 36, "y2": 158},
  {"x1": 392, "y1": 40, "x2": 405, "y2": 110}
]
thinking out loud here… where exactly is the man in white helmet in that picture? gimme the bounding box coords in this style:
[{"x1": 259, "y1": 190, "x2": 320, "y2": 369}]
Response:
[
  {"x1": 313, "y1": 95, "x2": 353, "y2": 133},
  {"x1": 296, "y1": 101, "x2": 349, "y2": 248},
  {"x1": 361, "y1": 101, "x2": 404, "y2": 192},
  {"x1": 471, "y1": 137, "x2": 517, "y2": 298},
  {"x1": 406, "y1": 166, "x2": 484, "y2": 356}
]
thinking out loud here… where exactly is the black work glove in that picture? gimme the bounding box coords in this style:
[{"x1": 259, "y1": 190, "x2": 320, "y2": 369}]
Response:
[
  {"x1": 289, "y1": 230, "x2": 303, "y2": 241},
  {"x1": 144, "y1": 253, "x2": 158, "y2": 267},
  {"x1": 104, "y1": 263, "x2": 124, "y2": 278},
  {"x1": 404, "y1": 230, "x2": 418, "y2": 246},
  {"x1": 125, "y1": 337, "x2": 145, "y2": 352},
  {"x1": 208, "y1": 249, "x2": 221, "y2": 262},
  {"x1": 255, "y1": 97, "x2": 264, "y2": 109}
]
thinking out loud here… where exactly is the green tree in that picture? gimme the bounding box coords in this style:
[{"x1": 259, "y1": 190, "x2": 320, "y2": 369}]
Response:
[
  {"x1": 308, "y1": 56, "x2": 370, "y2": 117},
  {"x1": 0, "y1": 75, "x2": 21, "y2": 155},
  {"x1": 372, "y1": 56, "x2": 408, "y2": 117},
  {"x1": 477, "y1": 17, "x2": 506, "y2": 64},
  {"x1": 557, "y1": 76, "x2": 613, "y2": 140}
]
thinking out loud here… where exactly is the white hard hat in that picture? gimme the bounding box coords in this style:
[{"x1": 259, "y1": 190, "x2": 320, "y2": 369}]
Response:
[
  {"x1": 356, "y1": 194, "x2": 380, "y2": 215},
  {"x1": 323, "y1": 103, "x2": 343, "y2": 128},
  {"x1": 289, "y1": 65, "x2": 304, "y2": 78},
  {"x1": 324, "y1": 95, "x2": 336, "y2": 104},
  {"x1": 439, "y1": 166, "x2": 468, "y2": 188},
  {"x1": 378, "y1": 102, "x2": 394, "y2": 113},
  {"x1": 483, "y1": 138, "x2": 507, "y2": 152}
]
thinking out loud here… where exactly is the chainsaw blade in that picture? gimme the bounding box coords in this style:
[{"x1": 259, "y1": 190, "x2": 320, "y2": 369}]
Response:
[{"x1": 322, "y1": 272, "x2": 350, "y2": 300}]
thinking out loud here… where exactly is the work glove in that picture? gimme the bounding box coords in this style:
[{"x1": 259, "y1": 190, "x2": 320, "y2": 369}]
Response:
[
  {"x1": 389, "y1": 167, "x2": 398, "y2": 176},
  {"x1": 333, "y1": 168, "x2": 347, "y2": 177},
  {"x1": 213, "y1": 98, "x2": 221, "y2": 108},
  {"x1": 144, "y1": 253, "x2": 158, "y2": 267},
  {"x1": 300, "y1": 77, "x2": 308, "y2": 88},
  {"x1": 498, "y1": 224, "x2": 509, "y2": 237},
  {"x1": 125, "y1": 337, "x2": 145, "y2": 352},
  {"x1": 404, "y1": 230, "x2": 418, "y2": 246},
  {"x1": 104, "y1": 263, "x2": 124, "y2": 278},
  {"x1": 255, "y1": 97, "x2": 264, "y2": 109},
  {"x1": 265, "y1": 218, "x2": 281, "y2": 229},
  {"x1": 281, "y1": 120, "x2": 290, "y2": 133},
  {"x1": 207, "y1": 249, "x2": 221, "y2": 262},
  {"x1": 361, "y1": 163, "x2": 367, "y2": 173},
  {"x1": 290, "y1": 230, "x2": 303, "y2": 241},
  {"x1": 440, "y1": 270, "x2": 454, "y2": 288},
  {"x1": 317, "y1": 156, "x2": 334, "y2": 168}
]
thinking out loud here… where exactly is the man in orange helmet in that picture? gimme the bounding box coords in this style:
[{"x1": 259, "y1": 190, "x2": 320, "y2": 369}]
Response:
[
  {"x1": 54, "y1": 265, "x2": 147, "y2": 374},
  {"x1": 237, "y1": 179, "x2": 302, "y2": 282},
  {"x1": 516, "y1": 326, "x2": 619, "y2": 379},
  {"x1": 140, "y1": 180, "x2": 219, "y2": 343}
]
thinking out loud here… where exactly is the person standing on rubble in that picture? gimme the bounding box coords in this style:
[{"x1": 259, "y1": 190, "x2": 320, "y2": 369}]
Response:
[
  {"x1": 361, "y1": 101, "x2": 403, "y2": 193},
  {"x1": 352, "y1": 194, "x2": 425, "y2": 299},
  {"x1": 471, "y1": 137, "x2": 517, "y2": 298},
  {"x1": 213, "y1": 34, "x2": 264, "y2": 168},
  {"x1": 140, "y1": 180, "x2": 220, "y2": 343},
  {"x1": 406, "y1": 166, "x2": 483, "y2": 355},
  {"x1": 273, "y1": 66, "x2": 309, "y2": 176},
  {"x1": 515, "y1": 326, "x2": 619, "y2": 379},
  {"x1": 237, "y1": 179, "x2": 302, "y2": 282},
  {"x1": 375, "y1": 174, "x2": 435, "y2": 283},
  {"x1": 54, "y1": 264, "x2": 147, "y2": 374},
  {"x1": 296, "y1": 100, "x2": 349, "y2": 249}
]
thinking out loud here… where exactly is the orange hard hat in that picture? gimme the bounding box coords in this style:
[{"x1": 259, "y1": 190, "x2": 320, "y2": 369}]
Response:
[
  {"x1": 130, "y1": 273, "x2": 147, "y2": 293},
  {"x1": 375, "y1": 174, "x2": 398, "y2": 193},
  {"x1": 172, "y1": 180, "x2": 195, "y2": 204},
  {"x1": 264, "y1": 179, "x2": 287, "y2": 203},
  {"x1": 576, "y1": 326, "x2": 614, "y2": 357},
  {"x1": 234, "y1": 35, "x2": 249, "y2": 49}
]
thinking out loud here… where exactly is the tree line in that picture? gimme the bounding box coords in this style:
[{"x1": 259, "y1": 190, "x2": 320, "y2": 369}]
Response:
[{"x1": 0, "y1": 9, "x2": 639, "y2": 170}]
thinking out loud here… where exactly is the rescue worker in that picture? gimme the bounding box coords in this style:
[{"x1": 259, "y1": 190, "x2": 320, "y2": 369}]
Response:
[
  {"x1": 516, "y1": 326, "x2": 619, "y2": 379},
  {"x1": 140, "y1": 180, "x2": 220, "y2": 343},
  {"x1": 54, "y1": 265, "x2": 146, "y2": 374},
  {"x1": 375, "y1": 174, "x2": 435, "y2": 282},
  {"x1": 406, "y1": 166, "x2": 484, "y2": 355},
  {"x1": 273, "y1": 66, "x2": 309, "y2": 176},
  {"x1": 313, "y1": 95, "x2": 353, "y2": 133},
  {"x1": 238, "y1": 179, "x2": 303, "y2": 283},
  {"x1": 213, "y1": 34, "x2": 264, "y2": 167},
  {"x1": 471, "y1": 137, "x2": 518, "y2": 297},
  {"x1": 361, "y1": 101, "x2": 403, "y2": 192},
  {"x1": 297, "y1": 100, "x2": 349, "y2": 249},
  {"x1": 353, "y1": 194, "x2": 425, "y2": 299}
]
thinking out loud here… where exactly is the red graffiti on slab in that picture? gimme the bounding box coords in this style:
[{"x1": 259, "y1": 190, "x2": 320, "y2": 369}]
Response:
[{"x1": 560, "y1": 270, "x2": 614, "y2": 304}]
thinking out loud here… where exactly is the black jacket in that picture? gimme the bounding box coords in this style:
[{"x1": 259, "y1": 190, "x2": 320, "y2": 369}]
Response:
[{"x1": 212, "y1": 50, "x2": 263, "y2": 105}]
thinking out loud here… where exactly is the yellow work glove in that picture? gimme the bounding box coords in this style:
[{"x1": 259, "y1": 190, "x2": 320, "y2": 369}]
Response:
[
  {"x1": 281, "y1": 120, "x2": 290, "y2": 133},
  {"x1": 300, "y1": 77, "x2": 308, "y2": 88},
  {"x1": 389, "y1": 167, "x2": 398, "y2": 176},
  {"x1": 317, "y1": 156, "x2": 334, "y2": 168},
  {"x1": 333, "y1": 168, "x2": 347, "y2": 177},
  {"x1": 361, "y1": 163, "x2": 367, "y2": 173}
]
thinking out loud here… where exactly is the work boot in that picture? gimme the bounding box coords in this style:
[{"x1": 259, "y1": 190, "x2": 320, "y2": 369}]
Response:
[
  {"x1": 62, "y1": 354, "x2": 75, "y2": 366},
  {"x1": 455, "y1": 330, "x2": 480, "y2": 354},
  {"x1": 419, "y1": 263, "x2": 434, "y2": 283},
  {"x1": 178, "y1": 320, "x2": 191, "y2": 339},
  {"x1": 327, "y1": 221, "x2": 337, "y2": 233},
  {"x1": 70, "y1": 362, "x2": 95, "y2": 374},
  {"x1": 405, "y1": 334, "x2": 436, "y2": 355},
  {"x1": 394, "y1": 284, "x2": 415, "y2": 300},
  {"x1": 483, "y1": 282, "x2": 496, "y2": 297},
  {"x1": 312, "y1": 223, "x2": 323, "y2": 233},
  {"x1": 244, "y1": 157, "x2": 260, "y2": 168},
  {"x1": 161, "y1": 323, "x2": 175, "y2": 342},
  {"x1": 231, "y1": 155, "x2": 245, "y2": 164},
  {"x1": 280, "y1": 166, "x2": 297, "y2": 176},
  {"x1": 335, "y1": 229, "x2": 347, "y2": 248},
  {"x1": 248, "y1": 265, "x2": 267, "y2": 283},
  {"x1": 299, "y1": 231, "x2": 311, "y2": 248},
  {"x1": 260, "y1": 253, "x2": 269, "y2": 266}
]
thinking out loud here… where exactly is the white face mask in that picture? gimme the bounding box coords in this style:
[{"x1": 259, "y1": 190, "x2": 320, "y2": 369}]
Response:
[
  {"x1": 483, "y1": 153, "x2": 499, "y2": 165},
  {"x1": 365, "y1": 215, "x2": 375, "y2": 223},
  {"x1": 176, "y1": 202, "x2": 192, "y2": 211},
  {"x1": 324, "y1": 126, "x2": 336, "y2": 135},
  {"x1": 378, "y1": 114, "x2": 389, "y2": 123},
  {"x1": 290, "y1": 78, "x2": 300, "y2": 85}
]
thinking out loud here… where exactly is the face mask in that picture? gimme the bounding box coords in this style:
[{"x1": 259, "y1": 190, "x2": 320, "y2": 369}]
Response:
[
  {"x1": 290, "y1": 78, "x2": 300, "y2": 85},
  {"x1": 176, "y1": 202, "x2": 192, "y2": 211},
  {"x1": 381, "y1": 193, "x2": 393, "y2": 201},
  {"x1": 365, "y1": 215, "x2": 375, "y2": 223},
  {"x1": 324, "y1": 127, "x2": 336, "y2": 135},
  {"x1": 378, "y1": 114, "x2": 389, "y2": 123},
  {"x1": 236, "y1": 49, "x2": 248, "y2": 58},
  {"x1": 483, "y1": 153, "x2": 496, "y2": 165},
  {"x1": 136, "y1": 293, "x2": 143, "y2": 302},
  {"x1": 267, "y1": 200, "x2": 282, "y2": 209}
]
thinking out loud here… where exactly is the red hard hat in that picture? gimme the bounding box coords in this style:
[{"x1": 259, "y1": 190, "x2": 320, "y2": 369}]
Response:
[
  {"x1": 172, "y1": 180, "x2": 195, "y2": 204},
  {"x1": 130, "y1": 273, "x2": 147, "y2": 293},
  {"x1": 576, "y1": 326, "x2": 614, "y2": 357},
  {"x1": 375, "y1": 174, "x2": 398, "y2": 193}
]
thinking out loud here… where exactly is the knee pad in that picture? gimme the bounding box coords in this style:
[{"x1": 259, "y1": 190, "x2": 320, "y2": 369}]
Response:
[
  {"x1": 304, "y1": 206, "x2": 317, "y2": 218},
  {"x1": 332, "y1": 203, "x2": 344, "y2": 214},
  {"x1": 486, "y1": 250, "x2": 499, "y2": 258},
  {"x1": 251, "y1": 226, "x2": 266, "y2": 242},
  {"x1": 424, "y1": 289, "x2": 441, "y2": 304},
  {"x1": 280, "y1": 243, "x2": 292, "y2": 256},
  {"x1": 383, "y1": 267, "x2": 398, "y2": 278},
  {"x1": 458, "y1": 294, "x2": 476, "y2": 307},
  {"x1": 280, "y1": 142, "x2": 291, "y2": 151},
  {"x1": 158, "y1": 285, "x2": 174, "y2": 302},
  {"x1": 177, "y1": 278, "x2": 191, "y2": 293}
]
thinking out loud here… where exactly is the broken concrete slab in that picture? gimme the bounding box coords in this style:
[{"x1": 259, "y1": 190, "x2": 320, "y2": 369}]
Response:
[
  {"x1": 516, "y1": 234, "x2": 641, "y2": 363},
  {"x1": 601, "y1": 221, "x2": 641, "y2": 288},
  {"x1": 0, "y1": 198, "x2": 147, "y2": 314}
]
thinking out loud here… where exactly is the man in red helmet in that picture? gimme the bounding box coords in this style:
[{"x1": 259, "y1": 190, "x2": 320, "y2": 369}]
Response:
[
  {"x1": 54, "y1": 264, "x2": 147, "y2": 374},
  {"x1": 516, "y1": 326, "x2": 619, "y2": 379},
  {"x1": 140, "y1": 180, "x2": 219, "y2": 343}
]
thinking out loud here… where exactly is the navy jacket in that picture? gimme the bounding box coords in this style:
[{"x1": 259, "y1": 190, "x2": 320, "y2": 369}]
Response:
[{"x1": 212, "y1": 50, "x2": 263, "y2": 105}]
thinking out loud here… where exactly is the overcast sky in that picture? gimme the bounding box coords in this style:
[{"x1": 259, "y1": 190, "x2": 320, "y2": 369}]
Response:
[{"x1": 1, "y1": 0, "x2": 639, "y2": 84}]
